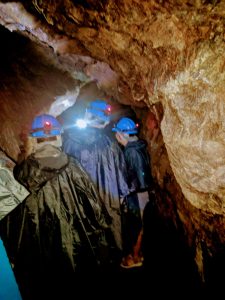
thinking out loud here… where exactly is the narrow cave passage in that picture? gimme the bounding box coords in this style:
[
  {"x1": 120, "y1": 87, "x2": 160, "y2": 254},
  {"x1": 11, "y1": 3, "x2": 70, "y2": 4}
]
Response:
[{"x1": 0, "y1": 23, "x2": 222, "y2": 299}]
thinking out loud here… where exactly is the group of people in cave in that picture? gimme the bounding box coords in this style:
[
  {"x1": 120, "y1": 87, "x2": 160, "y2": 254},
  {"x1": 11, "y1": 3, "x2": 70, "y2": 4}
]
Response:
[{"x1": 0, "y1": 98, "x2": 155, "y2": 300}]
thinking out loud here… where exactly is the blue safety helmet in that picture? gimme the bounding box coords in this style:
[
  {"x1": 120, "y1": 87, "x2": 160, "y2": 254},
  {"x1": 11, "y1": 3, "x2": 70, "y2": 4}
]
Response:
[
  {"x1": 86, "y1": 100, "x2": 111, "y2": 122},
  {"x1": 30, "y1": 114, "x2": 62, "y2": 138},
  {"x1": 112, "y1": 117, "x2": 139, "y2": 134}
]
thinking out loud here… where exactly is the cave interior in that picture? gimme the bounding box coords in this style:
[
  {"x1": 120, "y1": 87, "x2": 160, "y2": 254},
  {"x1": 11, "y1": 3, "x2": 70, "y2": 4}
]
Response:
[{"x1": 0, "y1": 0, "x2": 225, "y2": 297}]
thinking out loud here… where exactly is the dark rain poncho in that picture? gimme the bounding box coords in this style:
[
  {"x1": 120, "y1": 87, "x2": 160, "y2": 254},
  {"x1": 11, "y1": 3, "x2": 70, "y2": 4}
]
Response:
[
  {"x1": 124, "y1": 139, "x2": 153, "y2": 192},
  {"x1": 63, "y1": 127, "x2": 130, "y2": 250},
  {"x1": 121, "y1": 139, "x2": 154, "y2": 256},
  {"x1": 0, "y1": 145, "x2": 111, "y2": 300}
]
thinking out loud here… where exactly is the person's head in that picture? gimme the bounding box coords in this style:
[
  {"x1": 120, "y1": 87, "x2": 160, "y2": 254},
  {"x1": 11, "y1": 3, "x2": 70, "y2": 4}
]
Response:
[
  {"x1": 27, "y1": 114, "x2": 63, "y2": 155},
  {"x1": 84, "y1": 99, "x2": 112, "y2": 128},
  {"x1": 112, "y1": 117, "x2": 139, "y2": 146}
]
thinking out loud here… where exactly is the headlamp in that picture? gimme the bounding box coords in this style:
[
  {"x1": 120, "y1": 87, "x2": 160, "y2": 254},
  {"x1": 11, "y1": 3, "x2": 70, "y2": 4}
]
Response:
[
  {"x1": 75, "y1": 119, "x2": 88, "y2": 129},
  {"x1": 105, "y1": 105, "x2": 112, "y2": 115}
]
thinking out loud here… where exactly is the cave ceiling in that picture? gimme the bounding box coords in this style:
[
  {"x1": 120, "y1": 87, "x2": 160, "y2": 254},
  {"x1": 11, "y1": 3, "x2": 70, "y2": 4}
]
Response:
[{"x1": 0, "y1": 0, "x2": 225, "y2": 216}]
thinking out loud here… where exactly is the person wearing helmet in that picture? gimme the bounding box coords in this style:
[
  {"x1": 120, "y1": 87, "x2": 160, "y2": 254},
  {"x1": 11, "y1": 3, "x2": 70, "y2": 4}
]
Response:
[
  {"x1": 112, "y1": 117, "x2": 154, "y2": 269},
  {"x1": 84, "y1": 99, "x2": 112, "y2": 128},
  {"x1": 63, "y1": 100, "x2": 130, "y2": 258},
  {"x1": 0, "y1": 113, "x2": 112, "y2": 300}
]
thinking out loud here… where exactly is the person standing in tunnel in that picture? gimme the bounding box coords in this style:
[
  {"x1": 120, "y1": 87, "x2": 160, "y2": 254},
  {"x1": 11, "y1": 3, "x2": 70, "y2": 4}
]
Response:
[
  {"x1": 62, "y1": 99, "x2": 130, "y2": 260},
  {"x1": 0, "y1": 114, "x2": 112, "y2": 300},
  {"x1": 112, "y1": 117, "x2": 154, "y2": 268}
]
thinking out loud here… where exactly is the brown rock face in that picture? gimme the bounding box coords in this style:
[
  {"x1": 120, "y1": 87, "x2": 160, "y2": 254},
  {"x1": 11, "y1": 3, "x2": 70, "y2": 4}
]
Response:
[
  {"x1": 0, "y1": 27, "x2": 76, "y2": 160},
  {"x1": 0, "y1": 0, "x2": 225, "y2": 288}
]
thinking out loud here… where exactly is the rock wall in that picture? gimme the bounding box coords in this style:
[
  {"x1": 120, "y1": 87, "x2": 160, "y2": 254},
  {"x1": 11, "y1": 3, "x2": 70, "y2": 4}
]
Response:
[{"x1": 0, "y1": 27, "x2": 76, "y2": 160}]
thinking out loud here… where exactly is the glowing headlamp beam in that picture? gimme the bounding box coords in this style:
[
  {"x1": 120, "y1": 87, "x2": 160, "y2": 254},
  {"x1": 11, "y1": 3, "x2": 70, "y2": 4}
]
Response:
[{"x1": 75, "y1": 119, "x2": 88, "y2": 129}]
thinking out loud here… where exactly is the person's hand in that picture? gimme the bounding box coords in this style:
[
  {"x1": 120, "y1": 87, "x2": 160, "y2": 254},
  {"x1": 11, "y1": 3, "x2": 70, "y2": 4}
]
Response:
[{"x1": 115, "y1": 132, "x2": 128, "y2": 146}]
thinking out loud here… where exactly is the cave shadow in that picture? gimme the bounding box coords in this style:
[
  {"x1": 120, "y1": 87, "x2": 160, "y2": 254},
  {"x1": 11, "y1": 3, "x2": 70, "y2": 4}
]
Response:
[{"x1": 71, "y1": 190, "x2": 204, "y2": 300}]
